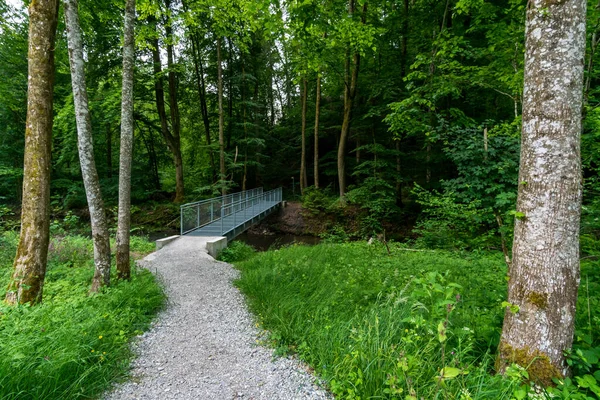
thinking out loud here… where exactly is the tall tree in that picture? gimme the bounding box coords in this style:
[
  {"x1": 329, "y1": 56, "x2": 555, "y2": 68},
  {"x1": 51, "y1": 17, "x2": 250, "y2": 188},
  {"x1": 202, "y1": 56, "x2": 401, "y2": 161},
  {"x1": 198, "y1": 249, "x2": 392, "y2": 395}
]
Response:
[
  {"x1": 217, "y1": 36, "x2": 226, "y2": 194},
  {"x1": 337, "y1": 0, "x2": 366, "y2": 199},
  {"x1": 5, "y1": 0, "x2": 59, "y2": 305},
  {"x1": 164, "y1": 0, "x2": 184, "y2": 202},
  {"x1": 497, "y1": 0, "x2": 586, "y2": 384},
  {"x1": 149, "y1": 13, "x2": 184, "y2": 203},
  {"x1": 116, "y1": 0, "x2": 136, "y2": 281},
  {"x1": 314, "y1": 72, "x2": 321, "y2": 189},
  {"x1": 300, "y1": 77, "x2": 308, "y2": 194},
  {"x1": 63, "y1": 0, "x2": 112, "y2": 292}
]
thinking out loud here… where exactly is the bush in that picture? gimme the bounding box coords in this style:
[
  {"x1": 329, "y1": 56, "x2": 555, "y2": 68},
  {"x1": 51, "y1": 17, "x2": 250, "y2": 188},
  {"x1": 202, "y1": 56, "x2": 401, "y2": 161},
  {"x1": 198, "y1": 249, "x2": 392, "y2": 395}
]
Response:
[
  {"x1": 217, "y1": 241, "x2": 256, "y2": 263},
  {"x1": 301, "y1": 186, "x2": 336, "y2": 215}
]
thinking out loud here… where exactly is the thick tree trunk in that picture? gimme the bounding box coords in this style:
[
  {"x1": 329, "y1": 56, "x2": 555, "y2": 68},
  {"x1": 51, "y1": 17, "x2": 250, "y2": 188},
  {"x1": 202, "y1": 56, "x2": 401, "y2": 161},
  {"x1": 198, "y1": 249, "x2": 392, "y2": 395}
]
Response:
[
  {"x1": 300, "y1": 77, "x2": 308, "y2": 194},
  {"x1": 497, "y1": 0, "x2": 586, "y2": 384},
  {"x1": 5, "y1": 0, "x2": 59, "y2": 305},
  {"x1": 64, "y1": 0, "x2": 112, "y2": 293},
  {"x1": 337, "y1": 0, "x2": 365, "y2": 199},
  {"x1": 217, "y1": 36, "x2": 226, "y2": 195},
  {"x1": 314, "y1": 73, "x2": 321, "y2": 189},
  {"x1": 116, "y1": 0, "x2": 136, "y2": 281}
]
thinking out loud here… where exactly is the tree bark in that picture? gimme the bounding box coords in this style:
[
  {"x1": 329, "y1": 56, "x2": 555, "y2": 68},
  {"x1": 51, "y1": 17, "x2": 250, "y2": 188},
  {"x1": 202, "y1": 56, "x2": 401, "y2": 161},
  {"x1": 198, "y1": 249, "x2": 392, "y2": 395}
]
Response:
[
  {"x1": 165, "y1": 0, "x2": 183, "y2": 203},
  {"x1": 217, "y1": 36, "x2": 226, "y2": 195},
  {"x1": 150, "y1": 17, "x2": 183, "y2": 203},
  {"x1": 190, "y1": 32, "x2": 215, "y2": 179},
  {"x1": 497, "y1": 0, "x2": 586, "y2": 384},
  {"x1": 226, "y1": 37, "x2": 233, "y2": 151},
  {"x1": 5, "y1": 0, "x2": 59, "y2": 305},
  {"x1": 337, "y1": 0, "x2": 366, "y2": 199},
  {"x1": 64, "y1": 0, "x2": 112, "y2": 293},
  {"x1": 106, "y1": 123, "x2": 112, "y2": 178},
  {"x1": 314, "y1": 73, "x2": 321, "y2": 189},
  {"x1": 300, "y1": 77, "x2": 308, "y2": 194},
  {"x1": 116, "y1": 0, "x2": 136, "y2": 281}
]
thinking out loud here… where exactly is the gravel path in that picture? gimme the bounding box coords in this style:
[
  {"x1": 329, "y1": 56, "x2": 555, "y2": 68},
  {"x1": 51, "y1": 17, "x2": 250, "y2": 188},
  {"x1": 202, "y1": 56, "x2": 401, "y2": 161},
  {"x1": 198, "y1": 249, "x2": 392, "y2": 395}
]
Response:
[{"x1": 104, "y1": 236, "x2": 331, "y2": 400}]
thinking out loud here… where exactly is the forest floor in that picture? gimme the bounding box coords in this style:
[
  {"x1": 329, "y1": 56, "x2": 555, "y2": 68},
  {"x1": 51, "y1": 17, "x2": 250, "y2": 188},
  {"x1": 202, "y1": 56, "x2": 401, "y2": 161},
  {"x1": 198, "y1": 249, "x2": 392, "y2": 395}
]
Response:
[{"x1": 103, "y1": 236, "x2": 331, "y2": 400}]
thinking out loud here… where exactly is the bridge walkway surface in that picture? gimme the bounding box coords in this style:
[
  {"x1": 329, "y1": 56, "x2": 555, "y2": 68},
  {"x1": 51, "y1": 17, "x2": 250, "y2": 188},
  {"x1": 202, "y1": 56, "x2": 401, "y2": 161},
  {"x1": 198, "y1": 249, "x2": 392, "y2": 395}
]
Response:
[{"x1": 180, "y1": 187, "x2": 282, "y2": 241}]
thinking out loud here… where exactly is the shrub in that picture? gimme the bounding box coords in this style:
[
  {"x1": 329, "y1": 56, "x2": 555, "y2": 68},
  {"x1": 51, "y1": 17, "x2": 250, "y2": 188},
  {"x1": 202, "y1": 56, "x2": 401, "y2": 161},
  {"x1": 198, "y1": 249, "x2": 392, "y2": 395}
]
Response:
[{"x1": 217, "y1": 241, "x2": 256, "y2": 263}]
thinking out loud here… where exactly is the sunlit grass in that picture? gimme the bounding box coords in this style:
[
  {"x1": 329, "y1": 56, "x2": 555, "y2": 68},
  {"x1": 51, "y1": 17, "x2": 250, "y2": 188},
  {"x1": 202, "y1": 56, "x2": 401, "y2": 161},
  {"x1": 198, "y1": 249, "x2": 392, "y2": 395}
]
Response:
[{"x1": 234, "y1": 241, "x2": 600, "y2": 399}]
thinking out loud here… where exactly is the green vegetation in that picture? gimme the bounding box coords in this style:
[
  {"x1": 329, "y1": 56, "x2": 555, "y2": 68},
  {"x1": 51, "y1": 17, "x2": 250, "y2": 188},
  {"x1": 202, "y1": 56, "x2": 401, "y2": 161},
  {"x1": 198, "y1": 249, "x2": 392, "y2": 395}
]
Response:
[
  {"x1": 233, "y1": 242, "x2": 600, "y2": 399},
  {"x1": 0, "y1": 232, "x2": 165, "y2": 400}
]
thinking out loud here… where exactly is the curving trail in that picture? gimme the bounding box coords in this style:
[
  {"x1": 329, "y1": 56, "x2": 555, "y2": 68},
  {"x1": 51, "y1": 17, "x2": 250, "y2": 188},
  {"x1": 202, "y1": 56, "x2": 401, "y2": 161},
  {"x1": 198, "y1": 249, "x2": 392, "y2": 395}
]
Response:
[{"x1": 104, "y1": 236, "x2": 330, "y2": 400}]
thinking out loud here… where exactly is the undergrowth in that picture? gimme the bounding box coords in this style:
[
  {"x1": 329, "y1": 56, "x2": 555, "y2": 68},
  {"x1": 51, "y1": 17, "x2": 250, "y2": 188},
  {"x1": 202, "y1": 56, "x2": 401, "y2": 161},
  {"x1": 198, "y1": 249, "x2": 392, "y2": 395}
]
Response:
[
  {"x1": 233, "y1": 242, "x2": 600, "y2": 399},
  {"x1": 0, "y1": 232, "x2": 165, "y2": 400}
]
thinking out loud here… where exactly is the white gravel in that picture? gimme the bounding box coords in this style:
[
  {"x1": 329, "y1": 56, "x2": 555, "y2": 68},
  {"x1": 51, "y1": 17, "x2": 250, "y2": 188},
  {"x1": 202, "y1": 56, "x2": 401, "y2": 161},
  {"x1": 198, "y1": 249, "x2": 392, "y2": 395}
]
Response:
[{"x1": 103, "y1": 236, "x2": 331, "y2": 400}]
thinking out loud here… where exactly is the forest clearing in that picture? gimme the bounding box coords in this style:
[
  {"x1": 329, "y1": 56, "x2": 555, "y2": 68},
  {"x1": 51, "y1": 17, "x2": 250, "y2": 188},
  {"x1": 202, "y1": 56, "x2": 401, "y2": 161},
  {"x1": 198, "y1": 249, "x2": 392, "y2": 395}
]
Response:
[{"x1": 1, "y1": 0, "x2": 600, "y2": 398}]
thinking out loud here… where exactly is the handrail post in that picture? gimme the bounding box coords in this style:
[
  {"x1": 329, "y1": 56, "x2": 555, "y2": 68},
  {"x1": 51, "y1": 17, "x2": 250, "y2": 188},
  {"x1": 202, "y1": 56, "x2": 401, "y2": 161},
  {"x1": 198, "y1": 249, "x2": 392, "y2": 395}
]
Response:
[
  {"x1": 180, "y1": 206, "x2": 183, "y2": 235},
  {"x1": 210, "y1": 201, "x2": 214, "y2": 222},
  {"x1": 196, "y1": 205, "x2": 200, "y2": 230},
  {"x1": 221, "y1": 197, "x2": 224, "y2": 235}
]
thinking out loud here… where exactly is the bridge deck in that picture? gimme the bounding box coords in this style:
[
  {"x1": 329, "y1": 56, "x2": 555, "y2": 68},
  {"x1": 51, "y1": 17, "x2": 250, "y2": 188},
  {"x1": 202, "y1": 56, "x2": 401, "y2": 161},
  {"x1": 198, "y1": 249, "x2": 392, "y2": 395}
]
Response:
[
  {"x1": 181, "y1": 188, "x2": 282, "y2": 241},
  {"x1": 186, "y1": 200, "x2": 280, "y2": 240}
]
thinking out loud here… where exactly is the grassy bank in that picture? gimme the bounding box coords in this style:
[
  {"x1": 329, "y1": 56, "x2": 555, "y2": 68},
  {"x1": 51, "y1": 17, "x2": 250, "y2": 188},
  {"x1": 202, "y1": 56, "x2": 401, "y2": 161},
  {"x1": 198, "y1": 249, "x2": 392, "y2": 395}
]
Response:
[
  {"x1": 232, "y1": 242, "x2": 600, "y2": 399},
  {"x1": 0, "y1": 232, "x2": 165, "y2": 400}
]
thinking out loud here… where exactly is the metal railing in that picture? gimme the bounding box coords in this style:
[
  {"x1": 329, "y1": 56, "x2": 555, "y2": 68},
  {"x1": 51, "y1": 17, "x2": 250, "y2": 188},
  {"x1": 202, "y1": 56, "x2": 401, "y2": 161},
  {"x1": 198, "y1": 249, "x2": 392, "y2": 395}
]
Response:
[{"x1": 180, "y1": 187, "x2": 282, "y2": 235}]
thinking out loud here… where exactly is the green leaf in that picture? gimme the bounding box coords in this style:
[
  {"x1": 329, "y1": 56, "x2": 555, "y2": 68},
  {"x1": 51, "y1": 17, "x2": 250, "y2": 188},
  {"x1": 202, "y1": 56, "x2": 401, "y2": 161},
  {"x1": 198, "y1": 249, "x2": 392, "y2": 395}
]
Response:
[
  {"x1": 437, "y1": 367, "x2": 467, "y2": 381},
  {"x1": 437, "y1": 321, "x2": 447, "y2": 343}
]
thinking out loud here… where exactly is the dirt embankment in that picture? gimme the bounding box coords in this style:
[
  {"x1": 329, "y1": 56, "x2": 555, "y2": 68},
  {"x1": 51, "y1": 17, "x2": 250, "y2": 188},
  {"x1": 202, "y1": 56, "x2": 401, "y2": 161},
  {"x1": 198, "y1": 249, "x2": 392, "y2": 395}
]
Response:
[{"x1": 248, "y1": 202, "x2": 328, "y2": 237}]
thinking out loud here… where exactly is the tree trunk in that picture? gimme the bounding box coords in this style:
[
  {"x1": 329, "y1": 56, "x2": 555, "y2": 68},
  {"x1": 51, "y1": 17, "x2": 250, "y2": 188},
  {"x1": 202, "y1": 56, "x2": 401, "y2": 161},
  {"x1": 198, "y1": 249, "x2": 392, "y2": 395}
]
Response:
[
  {"x1": 190, "y1": 33, "x2": 215, "y2": 180},
  {"x1": 242, "y1": 61, "x2": 247, "y2": 192},
  {"x1": 165, "y1": 0, "x2": 183, "y2": 203},
  {"x1": 395, "y1": 141, "x2": 403, "y2": 207},
  {"x1": 116, "y1": 0, "x2": 136, "y2": 281},
  {"x1": 337, "y1": 0, "x2": 366, "y2": 199},
  {"x1": 314, "y1": 73, "x2": 321, "y2": 189},
  {"x1": 497, "y1": 0, "x2": 586, "y2": 384},
  {"x1": 150, "y1": 18, "x2": 182, "y2": 203},
  {"x1": 300, "y1": 77, "x2": 308, "y2": 194},
  {"x1": 106, "y1": 123, "x2": 112, "y2": 178},
  {"x1": 64, "y1": 0, "x2": 112, "y2": 293},
  {"x1": 217, "y1": 36, "x2": 226, "y2": 195},
  {"x1": 5, "y1": 0, "x2": 59, "y2": 305},
  {"x1": 227, "y1": 37, "x2": 233, "y2": 151},
  {"x1": 400, "y1": 0, "x2": 409, "y2": 78}
]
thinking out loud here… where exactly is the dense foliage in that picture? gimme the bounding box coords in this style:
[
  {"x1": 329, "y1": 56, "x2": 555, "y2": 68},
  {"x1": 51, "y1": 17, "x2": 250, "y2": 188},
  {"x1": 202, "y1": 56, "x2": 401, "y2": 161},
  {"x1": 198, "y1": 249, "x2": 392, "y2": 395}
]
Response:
[
  {"x1": 233, "y1": 242, "x2": 600, "y2": 399},
  {"x1": 0, "y1": 233, "x2": 164, "y2": 399}
]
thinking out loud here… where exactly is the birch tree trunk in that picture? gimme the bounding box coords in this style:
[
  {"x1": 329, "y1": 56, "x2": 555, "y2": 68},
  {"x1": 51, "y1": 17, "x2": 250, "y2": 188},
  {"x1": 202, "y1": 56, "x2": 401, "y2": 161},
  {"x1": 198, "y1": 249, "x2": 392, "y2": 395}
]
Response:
[
  {"x1": 314, "y1": 73, "x2": 321, "y2": 189},
  {"x1": 5, "y1": 0, "x2": 59, "y2": 305},
  {"x1": 116, "y1": 0, "x2": 136, "y2": 281},
  {"x1": 63, "y1": 0, "x2": 112, "y2": 293},
  {"x1": 497, "y1": 0, "x2": 586, "y2": 384},
  {"x1": 300, "y1": 77, "x2": 308, "y2": 194}
]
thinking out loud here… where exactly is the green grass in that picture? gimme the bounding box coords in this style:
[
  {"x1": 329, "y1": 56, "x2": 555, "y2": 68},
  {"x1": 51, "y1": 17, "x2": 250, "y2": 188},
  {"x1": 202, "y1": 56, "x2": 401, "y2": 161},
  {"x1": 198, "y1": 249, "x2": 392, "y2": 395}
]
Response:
[
  {"x1": 233, "y1": 241, "x2": 600, "y2": 399},
  {"x1": 0, "y1": 232, "x2": 165, "y2": 400}
]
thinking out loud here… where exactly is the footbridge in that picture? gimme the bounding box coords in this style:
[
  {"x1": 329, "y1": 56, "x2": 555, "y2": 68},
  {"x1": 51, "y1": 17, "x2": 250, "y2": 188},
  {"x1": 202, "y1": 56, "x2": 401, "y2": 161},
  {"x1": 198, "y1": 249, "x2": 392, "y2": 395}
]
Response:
[{"x1": 180, "y1": 187, "x2": 282, "y2": 241}]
